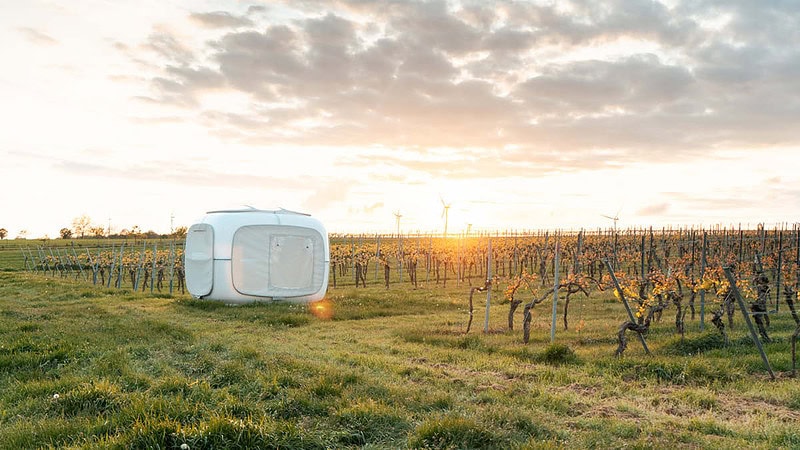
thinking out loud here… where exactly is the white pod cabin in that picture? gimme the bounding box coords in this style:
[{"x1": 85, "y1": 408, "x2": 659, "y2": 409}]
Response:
[{"x1": 184, "y1": 208, "x2": 329, "y2": 304}]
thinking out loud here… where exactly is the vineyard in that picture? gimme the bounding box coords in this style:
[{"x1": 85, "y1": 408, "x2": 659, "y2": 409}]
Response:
[
  {"x1": 14, "y1": 239, "x2": 186, "y2": 295},
  {"x1": 329, "y1": 226, "x2": 800, "y2": 374},
  {"x1": 5, "y1": 224, "x2": 800, "y2": 372}
]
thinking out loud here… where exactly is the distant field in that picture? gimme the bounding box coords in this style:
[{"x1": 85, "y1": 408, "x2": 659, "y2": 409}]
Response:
[
  {"x1": 0, "y1": 238, "x2": 32, "y2": 270},
  {"x1": 1, "y1": 268, "x2": 800, "y2": 448}
]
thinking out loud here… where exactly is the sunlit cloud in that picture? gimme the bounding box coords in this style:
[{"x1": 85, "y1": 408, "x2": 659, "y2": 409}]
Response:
[{"x1": 17, "y1": 27, "x2": 57, "y2": 45}]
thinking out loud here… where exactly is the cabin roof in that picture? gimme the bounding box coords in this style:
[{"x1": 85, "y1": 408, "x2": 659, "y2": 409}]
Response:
[{"x1": 206, "y1": 206, "x2": 310, "y2": 216}]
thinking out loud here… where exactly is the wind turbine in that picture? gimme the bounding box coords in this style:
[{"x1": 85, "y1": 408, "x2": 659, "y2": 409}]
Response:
[
  {"x1": 440, "y1": 198, "x2": 451, "y2": 237},
  {"x1": 393, "y1": 211, "x2": 402, "y2": 237},
  {"x1": 601, "y1": 207, "x2": 621, "y2": 232}
]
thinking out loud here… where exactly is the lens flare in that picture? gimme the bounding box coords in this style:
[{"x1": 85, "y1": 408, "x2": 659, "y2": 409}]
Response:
[{"x1": 309, "y1": 299, "x2": 333, "y2": 320}]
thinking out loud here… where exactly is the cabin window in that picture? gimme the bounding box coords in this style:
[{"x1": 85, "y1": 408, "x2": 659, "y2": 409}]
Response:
[{"x1": 232, "y1": 225, "x2": 324, "y2": 297}]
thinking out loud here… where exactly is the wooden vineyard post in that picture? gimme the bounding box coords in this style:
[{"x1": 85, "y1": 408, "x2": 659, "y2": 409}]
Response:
[
  {"x1": 95, "y1": 247, "x2": 104, "y2": 285},
  {"x1": 648, "y1": 227, "x2": 654, "y2": 273},
  {"x1": 168, "y1": 240, "x2": 175, "y2": 295},
  {"x1": 70, "y1": 243, "x2": 85, "y2": 281},
  {"x1": 135, "y1": 241, "x2": 146, "y2": 291},
  {"x1": 483, "y1": 238, "x2": 492, "y2": 333},
  {"x1": 53, "y1": 248, "x2": 64, "y2": 277},
  {"x1": 58, "y1": 248, "x2": 71, "y2": 277},
  {"x1": 85, "y1": 249, "x2": 97, "y2": 284},
  {"x1": 722, "y1": 266, "x2": 776, "y2": 380},
  {"x1": 426, "y1": 235, "x2": 431, "y2": 285},
  {"x1": 700, "y1": 231, "x2": 708, "y2": 331},
  {"x1": 105, "y1": 245, "x2": 113, "y2": 287},
  {"x1": 640, "y1": 235, "x2": 646, "y2": 281},
  {"x1": 775, "y1": 230, "x2": 782, "y2": 313},
  {"x1": 574, "y1": 230, "x2": 583, "y2": 276},
  {"x1": 23, "y1": 247, "x2": 36, "y2": 273},
  {"x1": 62, "y1": 248, "x2": 75, "y2": 279},
  {"x1": 46, "y1": 247, "x2": 56, "y2": 276},
  {"x1": 375, "y1": 235, "x2": 381, "y2": 283},
  {"x1": 22, "y1": 247, "x2": 39, "y2": 273},
  {"x1": 455, "y1": 236, "x2": 460, "y2": 288},
  {"x1": 796, "y1": 225, "x2": 800, "y2": 303},
  {"x1": 48, "y1": 248, "x2": 61, "y2": 276},
  {"x1": 605, "y1": 259, "x2": 651, "y2": 355},
  {"x1": 550, "y1": 239, "x2": 561, "y2": 343},
  {"x1": 738, "y1": 225, "x2": 744, "y2": 265},
  {"x1": 115, "y1": 243, "x2": 125, "y2": 288},
  {"x1": 37, "y1": 247, "x2": 49, "y2": 274},
  {"x1": 150, "y1": 242, "x2": 157, "y2": 294},
  {"x1": 60, "y1": 248, "x2": 72, "y2": 278},
  {"x1": 398, "y1": 233, "x2": 403, "y2": 284},
  {"x1": 351, "y1": 237, "x2": 356, "y2": 287}
]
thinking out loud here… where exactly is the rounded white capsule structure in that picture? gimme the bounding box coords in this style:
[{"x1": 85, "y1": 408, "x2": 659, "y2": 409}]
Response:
[{"x1": 184, "y1": 208, "x2": 329, "y2": 304}]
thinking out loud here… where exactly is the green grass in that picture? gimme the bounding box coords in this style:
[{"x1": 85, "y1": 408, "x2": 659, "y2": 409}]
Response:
[{"x1": 1, "y1": 270, "x2": 800, "y2": 449}]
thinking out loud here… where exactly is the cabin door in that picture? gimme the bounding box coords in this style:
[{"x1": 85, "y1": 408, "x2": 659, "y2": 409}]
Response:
[{"x1": 185, "y1": 223, "x2": 214, "y2": 297}]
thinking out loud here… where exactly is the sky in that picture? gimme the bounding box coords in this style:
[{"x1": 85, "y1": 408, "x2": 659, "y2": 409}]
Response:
[{"x1": 2, "y1": 0, "x2": 799, "y2": 238}]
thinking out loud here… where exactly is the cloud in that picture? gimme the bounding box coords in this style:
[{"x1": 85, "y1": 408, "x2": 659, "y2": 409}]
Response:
[
  {"x1": 51, "y1": 157, "x2": 310, "y2": 191},
  {"x1": 190, "y1": 11, "x2": 254, "y2": 28},
  {"x1": 145, "y1": 29, "x2": 194, "y2": 64},
  {"x1": 636, "y1": 202, "x2": 670, "y2": 216},
  {"x1": 124, "y1": 0, "x2": 800, "y2": 168},
  {"x1": 304, "y1": 181, "x2": 352, "y2": 211},
  {"x1": 514, "y1": 54, "x2": 695, "y2": 115},
  {"x1": 18, "y1": 27, "x2": 57, "y2": 45},
  {"x1": 348, "y1": 202, "x2": 385, "y2": 215}
]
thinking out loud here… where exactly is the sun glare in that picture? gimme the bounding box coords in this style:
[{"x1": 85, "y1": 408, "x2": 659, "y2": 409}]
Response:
[{"x1": 309, "y1": 299, "x2": 334, "y2": 320}]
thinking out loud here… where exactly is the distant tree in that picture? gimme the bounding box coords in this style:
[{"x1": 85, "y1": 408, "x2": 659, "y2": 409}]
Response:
[
  {"x1": 17, "y1": 230, "x2": 28, "y2": 239},
  {"x1": 59, "y1": 228, "x2": 73, "y2": 239},
  {"x1": 89, "y1": 226, "x2": 106, "y2": 237},
  {"x1": 173, "y1": 226, "x2": 187, "y2": 239},
  {"x1": 0, "y1": 228, "x2": 7, "y2": 240},
  {"x1": 72, "y1": 215, "x2": 92, "y2": 238}
]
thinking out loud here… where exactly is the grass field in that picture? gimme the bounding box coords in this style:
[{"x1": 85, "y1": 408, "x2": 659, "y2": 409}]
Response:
[{"x1": 2, "y1": 253, "x2": 800, "y2": 448}]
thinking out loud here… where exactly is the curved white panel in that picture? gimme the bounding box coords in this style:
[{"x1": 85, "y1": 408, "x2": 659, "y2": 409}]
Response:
[{"x1": 185, "y1": 223, "x2": 214, "y2": 297}]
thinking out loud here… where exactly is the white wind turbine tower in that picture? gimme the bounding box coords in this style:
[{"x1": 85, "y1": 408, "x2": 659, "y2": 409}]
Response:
[
  {"x1": 393, "y1": 211, "x2": 402, "y2": 236},
  {"x1": 440, "y1": 198, "x2": 451, "y2": 237},
  {"x1": 601, "y1": 207, "x2": 621, "y2": 232}
]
